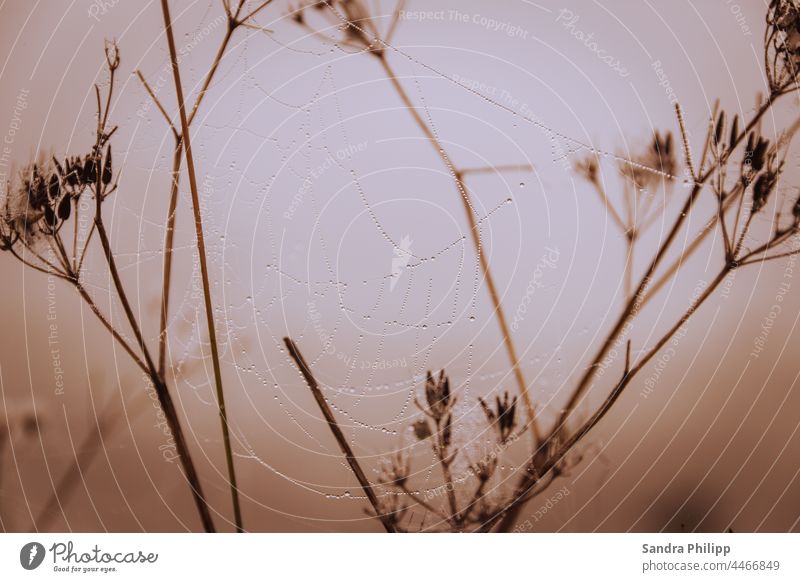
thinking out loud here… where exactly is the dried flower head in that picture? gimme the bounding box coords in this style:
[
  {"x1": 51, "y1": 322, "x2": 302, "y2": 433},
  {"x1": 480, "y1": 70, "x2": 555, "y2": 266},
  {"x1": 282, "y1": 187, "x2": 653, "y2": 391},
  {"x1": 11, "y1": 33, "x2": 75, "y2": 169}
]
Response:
[
  {"x1": 574, "y1": 154, "x2": 600, "y2": 183},
  {"x1": 293, "y1": 0, "x2": 385, "y2": 56},
  {"x1": 479, "y1": 391, "x2": 518, "y2": 445},
  {"x1": 414, "y1": 370, "x2": 455, "y2": 421},
  {"x1": 766, "y1": 0, "x2": 800, "y2": 93},
  {"x1": 1, "y1": 159, "x2": 64, "y2": 247},
  {"x1": 619, "y1": 130, "x2": 676, "y2": 190},
  {"x1": 470, "y1": 454, "x2": 498, "y2": 483},
  {"x1": 752, "y1": 166, "x2": 780, "y2": 214}
]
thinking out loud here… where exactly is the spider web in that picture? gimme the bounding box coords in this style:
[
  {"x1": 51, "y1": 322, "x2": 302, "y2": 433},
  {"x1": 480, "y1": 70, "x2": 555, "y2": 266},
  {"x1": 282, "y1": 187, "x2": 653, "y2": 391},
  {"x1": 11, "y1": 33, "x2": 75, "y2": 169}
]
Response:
[{"x1": 141, "y1": 0, "x2": 667, "y2": 524}]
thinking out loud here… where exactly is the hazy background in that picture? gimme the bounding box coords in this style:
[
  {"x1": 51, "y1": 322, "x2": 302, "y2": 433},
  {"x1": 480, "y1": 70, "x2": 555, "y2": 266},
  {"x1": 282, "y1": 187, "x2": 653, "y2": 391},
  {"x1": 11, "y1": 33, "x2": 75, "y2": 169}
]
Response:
[{"x1": 1, "y1": 0, "x2": 799, "y2": 532}]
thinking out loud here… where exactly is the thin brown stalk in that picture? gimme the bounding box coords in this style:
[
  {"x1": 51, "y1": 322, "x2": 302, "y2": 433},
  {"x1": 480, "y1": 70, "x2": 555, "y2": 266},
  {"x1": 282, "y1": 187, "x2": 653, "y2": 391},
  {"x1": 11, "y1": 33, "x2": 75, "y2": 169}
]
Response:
[
  {"x1": 160, "y1": 0, "x2": 243, "y2": 532},
  {"x1": 135, "y1": 70, "x2": 179, "y2": 140},
  {"x1": 640, "y1": 188, "x2": 740, "y2": 308},
  {"x1": 624, "y1": 234, "x2": 635, "y2": 304},
  {"x1": 432, "y1": 425, "x2": 460, "y2": 525},
  {"x1": 675, "y1": 103, "x2": 696, "y2": 181},
  {"x1": 236, "y1": 0, "x2": 273, "y2": 27},
  {"x1": 93, "y1": 198, "x2": 217, "y2": 531},
  {"x1": 187, "y1": 0, "x2": 248, "y2": 127},
  {"x1": 158, "y1": 141, "x2": 183, "y2": 378},
  {"x1": 0, "y1": 432, "x2": 7, "y2": 529},
  {"x1": 74, "y1": 283, "x2": 148, "y2": 375},
  {"x1": 32, "y1": 395, "x2": 130, "y2": 531},
  {"x1": 378, "y1": 54, "x2": 542, "y2": 444},
  {"x1": 589, "y1": 177, "x2": 627, "y2": 234},
  {"x1": 283, "y1": 337, "x2": 397, "y2": 533},
  {"x1": 398, "y1": 484, "x2": 450, "y2": 522}
]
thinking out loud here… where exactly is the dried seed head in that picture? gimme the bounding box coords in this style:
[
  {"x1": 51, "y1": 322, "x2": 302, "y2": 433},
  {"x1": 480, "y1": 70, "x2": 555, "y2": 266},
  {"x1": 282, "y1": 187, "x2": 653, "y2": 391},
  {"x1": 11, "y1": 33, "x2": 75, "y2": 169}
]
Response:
[
  {"x1": 83, "y1": 156, "x2": 97, "y2": 184},
  {"x1": 471, "y1": 455, "x2": 497, "y2": 483},
  {"x1": 421, "y1": 370, "x2": 453, "y2": 420},
  {"x1": 766, "y1": 0, "x2": 800, "y2": 93},
  {"x1": 619, "y1": 130, "x2": 677, "y2": 189},
  {"x1": 729, "y1": 114, "x2": 740, "y2": 150},
  {"x1": 752, "y1": 137, "x2": 770, "y2": 171},
  {"x1": 102, "y1": 145, "x2": 113, "y2": 185},
  {"x1": 104, "y1": 40, "x2": 120, "y2": 71},
  {"x1": 57, "y1": 192, "x2": 71, "y2": 220},
  {"x1": 574, "y1": 154, "x2": 599, "y2": 183},
  {"x1": 48, "y1": 173, "x2": 60, "y2": 200},
  {"x1": 479, "y1": 391, "x2": 518, "y2": 445},
  {"x1": 714, "y1": 110, "x2": 726, "y2": 148},
  {"x1": 295, "y1": 0, "x2": 384, "y2": 56},
  {"x1": 752, "y1": 170, "x2": 778, "y2": 214}
]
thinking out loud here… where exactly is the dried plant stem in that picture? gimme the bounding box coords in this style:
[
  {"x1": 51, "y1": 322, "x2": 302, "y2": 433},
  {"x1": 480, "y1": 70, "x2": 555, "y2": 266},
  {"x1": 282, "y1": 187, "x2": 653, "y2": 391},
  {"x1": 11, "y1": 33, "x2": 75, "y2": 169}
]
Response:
[
  {"x1": 640, "y1": 189, "x2": 740, "y2": 308},
  {"x1": 142, "y1": 0, "x2": 248, "y2": 402},
  {"x1": 493, "y1": 95, "x2": 781, "y2": 533},
  {"x1": 493, "y1": 265, "x2": 732, "y2": 530},
  {"x1": 283, "y1": 337, "x2": 397, "y2": 533},
  {"x1": 158, "y1": 141, "x2": 183, "y2": 378},
  {"x1": 624, "y1": 235, "x2": 635, "y2": 303},
  {"x1": 160, "y1": 0, "x2": 243, "y2": 532},
  {"x1": 432, "y1": 425, "x2": 460, "y2": 526},
  {"x1": 675, "y1": 103, "x2": 697, "y2": 181},
  {"x1": 74, "y1": 284, "x2": 148, "y2": 374},
  {"x1": 0, "y1": 432, "x2": 6, "y2": 529},
  {"x1": 555, "y1": 95, "x2": 776, "y2": 434},
  {"x1": 398, "y1": 484, "x2": 450, "y2": 522},
  {"x1": 94, "y1": 202, "x2": 216, "y2": 531},
  {"x1": 33, "y1": 401, "x2": 121, "y2": 531},
  {"x1": 377, "y1": 55, "x2": 542, "y2": 444}
]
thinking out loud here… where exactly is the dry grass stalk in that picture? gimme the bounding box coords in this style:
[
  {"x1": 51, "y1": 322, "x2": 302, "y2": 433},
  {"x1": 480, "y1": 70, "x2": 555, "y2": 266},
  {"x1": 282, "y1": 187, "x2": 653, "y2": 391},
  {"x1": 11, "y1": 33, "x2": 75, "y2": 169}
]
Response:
[
  {"x1": 158, "y1": 0, "x2": 257, "y2": 533},
  {"x1": 283, "y1": 337, "x2": 397, "y2": 533}
]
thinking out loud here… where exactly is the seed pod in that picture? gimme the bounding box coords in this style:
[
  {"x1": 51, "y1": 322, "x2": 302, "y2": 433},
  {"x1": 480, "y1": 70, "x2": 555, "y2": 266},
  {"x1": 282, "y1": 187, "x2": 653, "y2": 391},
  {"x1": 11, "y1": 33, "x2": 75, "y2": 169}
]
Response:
[
  {"x1": 52, "y1": 156, "x2": 64, "y2": 177},
  {"x1": 714, "y1": 111, "x2": 726, "y2": 146},
  {"x1": 83, "y1": 156, "x2": 97, "y2": 183},
  {"x1": 57, "y1": 193, "x2": 71, "y2": 221},
  {"x1": 752, "y1": 171, "x2": 777, "y2": 213},
  {"x1": 752, "y1": 138, "x2": 769, "y2": 171},
  {"x1": 101, "y1": 145, "x2": 112, "y2": 185},
  {"x1": 44, "y1": 204, "x2": 57, "y2": 228},
  {"x1": 744, "y1": 132, "x2": 755, "y2": 160},
  {"x1": 48, "y1": 174, "x2": 60, "y2": 199},
  {"x1": 65, "y1": 159, "x2": 78, "y2": 186},
  {"x1": 34, "y1": 178, "x2": 48, "y2": 209},
  {"x1": 729, "y1": 114, "x2": 739, "y2": 150}
]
